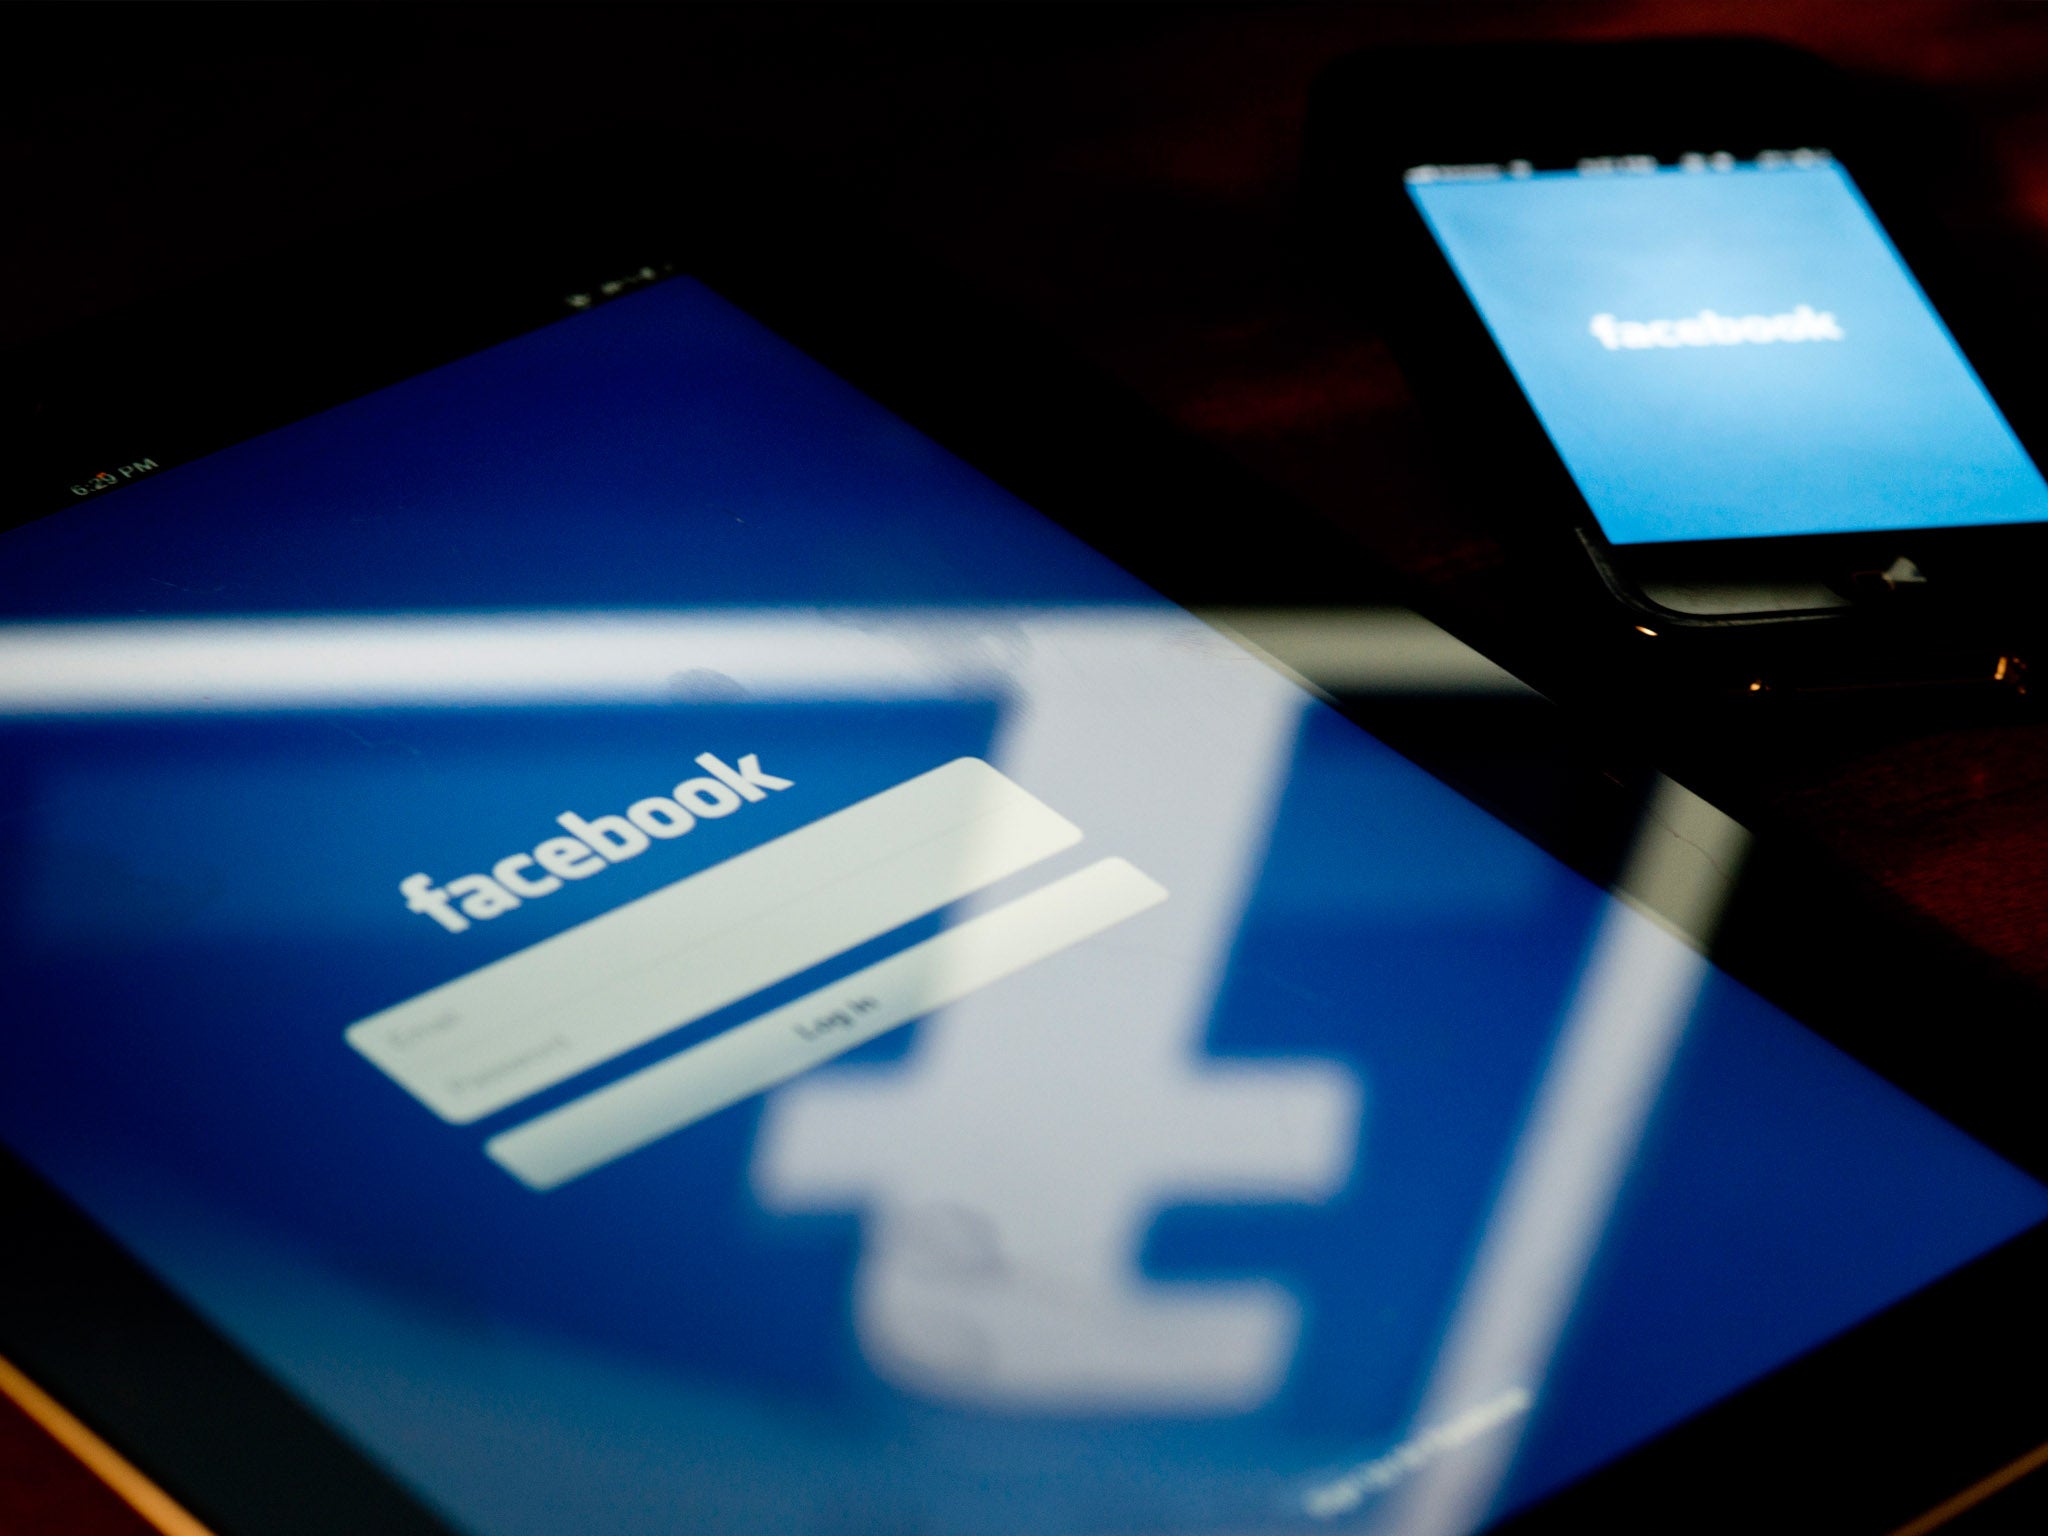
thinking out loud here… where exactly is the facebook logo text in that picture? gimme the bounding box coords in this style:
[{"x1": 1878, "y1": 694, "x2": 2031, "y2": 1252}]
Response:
[
  {"x1": 400, "y1": 752, "x2": 794, "y2": 933},
  {"x1": 1588, "y1": 305, "x2": 1844, "y2": 351}
]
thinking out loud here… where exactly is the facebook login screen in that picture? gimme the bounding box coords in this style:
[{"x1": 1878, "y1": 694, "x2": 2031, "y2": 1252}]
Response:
[
  {"x1": 1, "y1": 277, "x2": 2044, "y2": 1536},
  {"x1": 1410, "y1": 159, "x2": 2048, "y2": 544}
]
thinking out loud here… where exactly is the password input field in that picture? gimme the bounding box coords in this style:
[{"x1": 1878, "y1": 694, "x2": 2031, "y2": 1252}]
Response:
[
  {"x1": 486, "y1": 856, "x2": 1167, "y2": 1190},
  {"x1": 346, "y1": 758, "x2": 1080, "y2": 1123}
]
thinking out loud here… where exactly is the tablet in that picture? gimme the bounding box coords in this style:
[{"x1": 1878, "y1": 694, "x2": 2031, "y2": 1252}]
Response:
[{"x1": 3, "y1": 161, "x2": 2046, "y2": 1536}]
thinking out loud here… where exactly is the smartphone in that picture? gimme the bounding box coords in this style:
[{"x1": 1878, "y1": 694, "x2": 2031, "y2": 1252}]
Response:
[
  {"x1": 1307, "y1": 39, "x2": 2048, "y2": 677},
  {"x1": 4, "y1": 155, "x2": 2048, "y2": 1536}
]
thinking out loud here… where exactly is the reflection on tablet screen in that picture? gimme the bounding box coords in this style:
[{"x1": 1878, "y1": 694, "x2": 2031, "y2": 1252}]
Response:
[{"x1": 1, "y1": 278, "x2": 2042, "y2": 1536}]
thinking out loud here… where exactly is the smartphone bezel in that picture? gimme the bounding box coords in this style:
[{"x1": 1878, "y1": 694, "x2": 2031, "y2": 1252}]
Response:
[{"x1": 1307, "y1": 36, "x2": 2048, "y2": 633}]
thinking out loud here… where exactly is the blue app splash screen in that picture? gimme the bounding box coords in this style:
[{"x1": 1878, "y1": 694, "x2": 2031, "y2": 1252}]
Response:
[
  {"x1": 0, "y1": 275, "x2": 2043, "y2": 1536},
  {"x1": 1410, "y1": 159, "x2": 2048, "y2": 544}
]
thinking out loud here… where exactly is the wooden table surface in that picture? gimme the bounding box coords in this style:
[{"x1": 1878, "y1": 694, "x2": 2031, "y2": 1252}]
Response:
[{"x1": 5, "y1": 3, "x2": 2048, "y2": 1531}]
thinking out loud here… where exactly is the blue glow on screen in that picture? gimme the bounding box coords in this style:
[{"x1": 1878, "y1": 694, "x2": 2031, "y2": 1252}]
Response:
[
  {"x1": 1409, "y1": 162, "x2": 2048, "y2": 544},
  {"x1": 0, "y1": 278, "x2": 2042, "y2": 1536}
]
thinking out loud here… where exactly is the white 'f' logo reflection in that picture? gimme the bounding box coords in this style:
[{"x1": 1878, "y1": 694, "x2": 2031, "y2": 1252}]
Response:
[{"x1": 752, "y1": 620, "x2": 1362, "y2": 1411}]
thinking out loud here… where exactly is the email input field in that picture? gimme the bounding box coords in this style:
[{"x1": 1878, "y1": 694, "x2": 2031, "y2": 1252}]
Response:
[{"x1": 346, "y1": 758, "x2": 1081, "y2": 1123}]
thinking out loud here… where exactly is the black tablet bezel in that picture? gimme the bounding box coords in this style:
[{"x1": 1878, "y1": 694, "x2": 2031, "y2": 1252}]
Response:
[{"x1": 4, "y1": 148, "x2": 2048, "y2": 1535}]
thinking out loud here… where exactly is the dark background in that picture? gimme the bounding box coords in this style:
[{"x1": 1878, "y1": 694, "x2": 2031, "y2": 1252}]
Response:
[{"x1": 5, "y1": 4, "x2": 2048, "y2": 1532}]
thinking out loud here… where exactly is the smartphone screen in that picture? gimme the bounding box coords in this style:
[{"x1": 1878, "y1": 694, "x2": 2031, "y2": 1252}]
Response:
[
  {"x1": 2, "y1": 275, "x2": 2044, "y2": 1536},
  {"x1": 1407, "y1": 155, "x2": 2048, "y2": 546}
]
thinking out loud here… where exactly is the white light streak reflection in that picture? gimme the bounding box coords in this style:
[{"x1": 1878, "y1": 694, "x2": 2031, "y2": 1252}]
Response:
[
  {"x1": 0, "y1": 607, "x2": 1529, "y2": 715},
  {"x1": 1360, "y1": 776, "x2": 1750, "y2": 1535}
]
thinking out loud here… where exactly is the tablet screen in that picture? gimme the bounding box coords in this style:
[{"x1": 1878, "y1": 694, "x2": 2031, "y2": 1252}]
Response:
[{"x1": 1, "y1": 277, "x2": 2042, "y2": 1535}]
